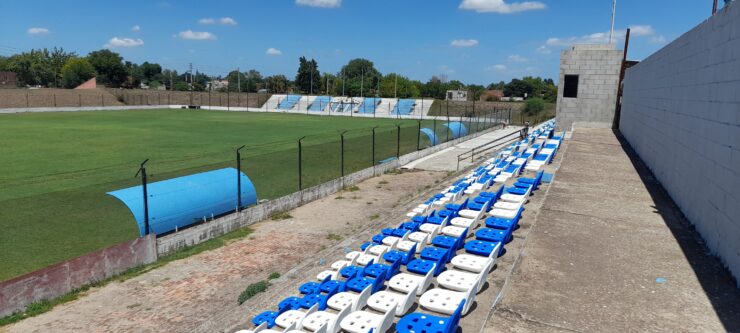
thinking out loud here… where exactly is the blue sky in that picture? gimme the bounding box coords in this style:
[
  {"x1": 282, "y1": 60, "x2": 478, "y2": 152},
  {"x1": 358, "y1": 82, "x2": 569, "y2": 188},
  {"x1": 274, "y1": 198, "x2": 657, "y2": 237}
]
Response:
[{"x1": 0, "y1": 0, "x2": 721, "y2": 85}]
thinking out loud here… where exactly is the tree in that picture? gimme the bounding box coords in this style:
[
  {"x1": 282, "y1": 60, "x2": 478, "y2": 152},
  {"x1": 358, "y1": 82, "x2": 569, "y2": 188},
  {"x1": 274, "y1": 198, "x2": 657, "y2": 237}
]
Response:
[
  {"x1": 487, "y1": 81, "x2": 506, "y2": 90},
  {"x1": 226, "y1": 70, "x2": 246, "y2": 92},
  {"x1": 525, "y1": 97, "x2": 545, "y2": 115},
  {"x1": 295, "y1": 56, "x2": 320, "y2": 94},
  {"x1": 60, "y1": 58, "x2": 95, "y2": 88},
  {"x1": 6, "y1": 50, "x2": 54, "y2": 87},
  {"x1": 140, "y1": 62, "x2": 162, "y2": 82},
  {"x1": 265, "y1": 75, "x2": 290, "y2": 93},
  {"x1": 87, "y1": 49, "x2": 127, "y2": 87},
  {"x1": 49, "y1": 48, "x2": 77, "y2": 87},
  {"x1": 379, "y1": 73, "x2": 420, "y2": 98},
  {"x1": 338, "y1": 58, "x2": 381, "y2": 96}
]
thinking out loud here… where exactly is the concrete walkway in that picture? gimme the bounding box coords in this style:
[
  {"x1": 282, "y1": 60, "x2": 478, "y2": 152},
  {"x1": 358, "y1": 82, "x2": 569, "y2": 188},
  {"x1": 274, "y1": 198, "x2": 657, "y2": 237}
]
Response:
[
  {"x1": 484, "y1": 128, "x2": 740, "y2": 332},
  {"x1": 403, "y1": 125, "x2": 522, "y2": 171}
]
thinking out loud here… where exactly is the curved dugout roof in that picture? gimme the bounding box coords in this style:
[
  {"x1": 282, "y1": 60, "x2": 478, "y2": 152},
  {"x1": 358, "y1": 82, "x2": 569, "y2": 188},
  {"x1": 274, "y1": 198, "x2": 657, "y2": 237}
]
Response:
[
  {"x1": 420, "y1": 128, "x2": 440, "y2": 146},
  {"x1": 107, "y1": 167, "x2": 257, "y2": 236},
  {"x1": 444, "y1": 122, "x2": 468, "y2": 139}
]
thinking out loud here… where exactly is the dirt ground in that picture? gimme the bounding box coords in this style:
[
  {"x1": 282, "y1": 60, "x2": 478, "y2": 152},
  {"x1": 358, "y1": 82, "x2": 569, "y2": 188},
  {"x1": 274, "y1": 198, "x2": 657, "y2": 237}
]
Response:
[{"x1": 5, "y1": 169, "x2": 448, "y2": 333}]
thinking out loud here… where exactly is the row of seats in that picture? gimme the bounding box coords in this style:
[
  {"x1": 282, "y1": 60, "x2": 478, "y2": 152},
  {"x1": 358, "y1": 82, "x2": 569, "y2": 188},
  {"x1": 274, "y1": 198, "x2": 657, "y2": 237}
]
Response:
[
  {"x1": 239, "y1": 121, "x2": 561, "y2": 333},
  {"x1": 278, "y1": 95, "x2": 303, "y2": 110}
]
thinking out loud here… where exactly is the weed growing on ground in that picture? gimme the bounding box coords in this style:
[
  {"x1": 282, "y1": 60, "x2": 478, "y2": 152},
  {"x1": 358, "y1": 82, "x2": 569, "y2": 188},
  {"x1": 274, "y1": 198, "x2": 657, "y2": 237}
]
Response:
[
  {"x1": 347, "y1": 185, "x2": 360, "y2": 192},
  {"x1": 268, "y1": 272, "x2": 281, "y2": 280},
  {"x1": 369, "y1": 214, "x2": 380, "y2": 220},
  {"x1": 271, "y1": 212, "x2": 293, "y2": 220},
  {"x1": 326, "y1": 233, "x2": 343, "y2": 241},
  {"x1": 238, "y1": 281, "x2": 270, "y2": 305}
]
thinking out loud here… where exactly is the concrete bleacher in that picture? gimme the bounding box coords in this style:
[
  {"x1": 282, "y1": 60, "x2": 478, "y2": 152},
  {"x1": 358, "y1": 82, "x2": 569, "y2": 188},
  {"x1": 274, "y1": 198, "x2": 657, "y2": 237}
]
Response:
[
  {"x1": 277, "y1": 95, "x2": 302, "y2": 110},
  {"x1": 358, "y1": 97, "x2": 380, "y2": 114},
  {"x1": 309, "y1": 96, "x2": 332, "y2": 112},
  {"x1": 392, "y1": 99, "x2": 416, "y2": 115}
]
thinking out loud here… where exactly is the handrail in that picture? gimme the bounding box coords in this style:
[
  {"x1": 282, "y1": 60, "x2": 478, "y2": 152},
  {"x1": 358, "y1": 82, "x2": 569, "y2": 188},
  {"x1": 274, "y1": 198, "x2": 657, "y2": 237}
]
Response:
[{"x1": 456, "y1": 129, "x2": 522, "y2": 171}]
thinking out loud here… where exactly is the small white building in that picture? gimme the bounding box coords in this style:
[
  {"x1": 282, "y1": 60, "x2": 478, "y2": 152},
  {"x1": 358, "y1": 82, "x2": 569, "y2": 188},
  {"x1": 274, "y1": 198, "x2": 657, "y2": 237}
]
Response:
[
  {"x1": 207, "y1": 80, "x2": 229, "y2": 91},
  {"x1": 445, "y1": 90, "x2": 468, "y2": 101}
]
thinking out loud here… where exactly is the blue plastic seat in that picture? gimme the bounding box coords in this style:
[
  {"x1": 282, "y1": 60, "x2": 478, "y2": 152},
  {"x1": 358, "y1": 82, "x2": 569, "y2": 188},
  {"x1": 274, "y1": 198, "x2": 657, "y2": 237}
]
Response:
[
  {"x1": 485, "y1": 216, "x2": 518, "y2": 231},
  {"x1": 465, "y1": 240, "x2": 502, "y2": 257},
  {"x1": 277, "y1": 296, "x2": 303, "y2": 311},
  {"x1": 340, "y1": 265, "x2": 365, "y2": 279},
  {"x1": 396, "y1": 300, "x2": 465, "y2": 333},
  {"x1": 392, "y1": 228, "x2": 410, "y2": 237},
  {"x1": 383, "y1": 243, "x2": 417, "y2": 265},
  {"x1": 364, "y1": 260, "x2": 401, "y2": 280},
  {"x1": 431, "y1": 235, "x2": 458, "y2": 249},
  {"x1": 346, "y1": 275, "x2": 385, "y2": 293},
  {"x1": 427, "y1": 216, "x2": 447, "y2": 225},
  {"x1": 320, "y1": 280, "x2": 345, "y2": 294},
  {"x1": 406, "y1": 259, "x2": 438, "y2": 276},
  {"x1": 421, "y1": 247, "x2": 453, "y2": 267},
  {"x1": 371, "y1": 234, "x2": 386, "y2": 244},
  {"x1": 401, "y1": 222, "x2": 420, "y2": 232},
  {"x1": 476, "y1": 228, "x2": 510, "y2": 243},
  {"x1": 360, "y1": 242, "x2": 374, "y2": 251},
  {"x1": 299, "y1": 293, "x2": 329, "y2": 310},
  {"x1": 252, "y1": 310, "x2": 281, "y2": 328}
]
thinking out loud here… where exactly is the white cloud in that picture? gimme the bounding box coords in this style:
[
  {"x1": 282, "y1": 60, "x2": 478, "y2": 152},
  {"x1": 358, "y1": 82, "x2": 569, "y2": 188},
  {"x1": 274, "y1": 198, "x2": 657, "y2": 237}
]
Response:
[
  {"x1": 198, "y1": 17, "x2": 238, "y2": 25},
  {"x1": 104, "y1": 37, "x2": 144, "y2": 48},
  {"x1": 488, "y1": 64, "x2": 508, "y2": 71},
  {"x1": 266, "y1": 47, "x2": 282, "y2": 56},
  {"x1": 450, "y1": 39, "x2": 479, "y2": 47},
  {"x1": 131, "y1": 25, "x2": 141, "y2": 32},
  {"x1": 629, "y1": 25, "x2": 655, "y2": 37},
  {"x1": 536, "y1": 45, "x2": 551, "y2": 54},
  {"x1": 650, "y1": 35, "x2": 667, "y2": 44},
  {"x1": 460, "y1": 0, "x2": 546, "y2": 14},
  {"x1": 176, "y1": 30, "x2": 217, "y2": 40},
  {"x1": 508, "y1": 54, "x2": 528, "y2": 62},
  {"x1": 296, "y1": 0, "x2": 341, "y2": 8},
  {"x1": 27, "y1": 27, "x2": 49, "y2": 35},
  {"x1": 544, "y1": 25, "x2": 660, "y2": 48}
]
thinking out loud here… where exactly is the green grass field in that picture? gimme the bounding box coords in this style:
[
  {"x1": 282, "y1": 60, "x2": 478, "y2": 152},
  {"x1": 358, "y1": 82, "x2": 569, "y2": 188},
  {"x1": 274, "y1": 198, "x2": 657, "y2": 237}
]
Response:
[{"x1": 0, "y1": 109, "x2": 498, "y2": 281}]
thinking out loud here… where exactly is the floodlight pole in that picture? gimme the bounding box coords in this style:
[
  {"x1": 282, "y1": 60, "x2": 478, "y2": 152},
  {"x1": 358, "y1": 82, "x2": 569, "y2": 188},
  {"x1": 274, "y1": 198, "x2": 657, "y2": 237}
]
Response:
[
  {"x1": 298, "y1": 136, "x2": 306, "y2": 190},
  {"x1": 236, "y1": 145, "x2": 245, "y2": 212},
  {"x1": 135, "y1": 159, "x2": 150, "y2": 235},
  {"x1": 340, "y1": 130, "x2": 348, "y2": 177}
]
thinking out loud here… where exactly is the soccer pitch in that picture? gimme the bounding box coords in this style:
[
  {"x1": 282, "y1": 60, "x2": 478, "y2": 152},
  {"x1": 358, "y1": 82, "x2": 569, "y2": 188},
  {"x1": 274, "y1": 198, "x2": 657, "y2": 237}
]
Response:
[{"x1": 0, "y1": 109, "x2": 444, "y2": 281}]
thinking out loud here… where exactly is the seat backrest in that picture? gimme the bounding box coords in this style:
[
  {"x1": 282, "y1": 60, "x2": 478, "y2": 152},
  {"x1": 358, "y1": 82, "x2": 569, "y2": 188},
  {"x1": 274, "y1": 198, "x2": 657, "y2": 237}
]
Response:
[
  {"x1": 444, "y1": 300, "x2": 466, "y2": 333},
  {"x1": 377, "y1": 305, "x2": 396, "y2": 332},
  {"x1": 355, "y1": 285, "x2": 372, "y2": 311},
  {"x1": 462, "y1": 282, "x2": 477, "y2": 315}
]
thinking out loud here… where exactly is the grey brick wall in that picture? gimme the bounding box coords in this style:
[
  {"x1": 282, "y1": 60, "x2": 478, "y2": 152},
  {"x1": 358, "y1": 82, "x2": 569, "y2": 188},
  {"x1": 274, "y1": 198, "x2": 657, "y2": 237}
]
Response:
[
  {"x1": 620, "y1": 4, "x2": 740, "y2": 285},
  {"x1": 556, "y1": 44, "x2": 623, "y2": 130}
]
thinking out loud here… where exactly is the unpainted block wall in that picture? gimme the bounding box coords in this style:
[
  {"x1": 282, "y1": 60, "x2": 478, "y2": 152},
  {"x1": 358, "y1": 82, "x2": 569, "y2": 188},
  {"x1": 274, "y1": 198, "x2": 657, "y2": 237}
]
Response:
[
  {"x1": 620, "y1": 4, "x2": 740, "y2": 285},
  {"x1": 556, "y1": 44, "x2": 623, "y2": 130}
]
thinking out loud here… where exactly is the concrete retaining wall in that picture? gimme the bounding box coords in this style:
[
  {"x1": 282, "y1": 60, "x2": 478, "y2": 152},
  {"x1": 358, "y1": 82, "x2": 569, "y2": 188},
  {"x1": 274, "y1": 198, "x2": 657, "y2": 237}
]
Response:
[
  {"x1": 0, "y1": 235, "x2": 156, "y2": 317},
  {"x1": 156, "y1": 126, "x2": 500, "y2": 255},
  {"x1": 620, "y1": 4, "x2": 740, "y2": 285}
]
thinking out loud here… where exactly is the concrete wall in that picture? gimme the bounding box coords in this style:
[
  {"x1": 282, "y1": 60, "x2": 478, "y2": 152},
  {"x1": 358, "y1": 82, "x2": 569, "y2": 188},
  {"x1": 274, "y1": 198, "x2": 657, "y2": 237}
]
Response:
[
  {"x1": 556, "y1": 44, "x2": 623, "y2": 130},
  {"x1": 620, "y1": 4, "x2": 740, "y2": 284},
  {"x1": 156, "y1": 126, "x2": 501, "y2": 255},
  {"x1": 0, "y1": 235, "x2": 156, "y2": 317}
]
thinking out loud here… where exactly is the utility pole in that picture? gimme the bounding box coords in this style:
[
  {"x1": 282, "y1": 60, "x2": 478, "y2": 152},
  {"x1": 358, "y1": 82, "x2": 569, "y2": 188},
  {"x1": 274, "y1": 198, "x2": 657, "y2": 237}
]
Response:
[
  {"x1": 310, "y1": 61, "x2": 314, "y2": 96},
  {"x1": 609, "y1": 0, "x2": 617, "y2": 44},
  {"x1": 237, "y1": 67, "x2": 241, "y2": 93},
  {"x1": 341, "y1": 69, "x2": 345, "y2": 96},
  {"x1": 360, "y1": 70, "x2": 364, "y2": 98},
  {"x1": 394, "y1": 74, "x2": 398, "y2": 99}
]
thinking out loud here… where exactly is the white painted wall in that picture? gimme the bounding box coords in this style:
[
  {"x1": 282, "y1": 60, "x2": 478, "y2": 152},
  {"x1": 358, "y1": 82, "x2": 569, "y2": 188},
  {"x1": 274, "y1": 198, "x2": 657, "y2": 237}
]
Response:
[{"x1": 620, "y1": 4, "x2": 740, "y2": 285}]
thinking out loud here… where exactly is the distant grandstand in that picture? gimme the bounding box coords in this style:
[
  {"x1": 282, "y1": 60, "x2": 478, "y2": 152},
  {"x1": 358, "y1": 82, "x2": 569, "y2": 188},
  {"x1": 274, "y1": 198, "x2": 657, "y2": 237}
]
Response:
[{"x1": 265, "y1": 94, "x2": 433, "y2": 117}]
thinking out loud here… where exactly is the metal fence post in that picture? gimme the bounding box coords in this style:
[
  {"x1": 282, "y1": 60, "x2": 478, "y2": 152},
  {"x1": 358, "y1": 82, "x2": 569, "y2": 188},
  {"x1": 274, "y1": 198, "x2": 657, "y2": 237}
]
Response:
[
  {"x1": 236, "y1": 145, "x2": 245, "y2": 211},
  {"x1": 298, "y1": 136, "x2": 306, "y2": 190},
  {"x1": 433, "y1": 118, "x2": 437, "y2": 145},
  {"x1": 446, "y1": 100, "x2": 450, "y2": 142},
  {"x1": 101, "y1": 94, "x2": 104, "y2": 107},
  {"x1": 26, "y1": 92, "x2": 29, "y2": 107},
  {"x1": 135, "y1": 159, "x2": 150, "y2": 235},
  {"x1": 417, "y1": 121, "x2": 421, "y2": 150},
  {"x1": 372, "y1": 126, "x2": 378, "y2": 166},
  {"x1": 340, "y1": 131, "x2": 347, "y2": 177},
  {"x1": 79, "y1": 94, "x2": 82, "y2": 107},
  {"x1": 53, "y1": 94, "x2": 56, "y2": 107},
  {"x1": 396, "y1": 124, "x2": 401, "y2": 158}
]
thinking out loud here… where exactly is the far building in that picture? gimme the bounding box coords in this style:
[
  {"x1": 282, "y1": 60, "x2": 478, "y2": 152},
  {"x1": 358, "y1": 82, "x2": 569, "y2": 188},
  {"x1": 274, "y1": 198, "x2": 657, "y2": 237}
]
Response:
[
  {"x1": 445, "y1": 90, "x2": 468, "y2": 101},
  {"x1": 207, "y1": 80, "x2": 229, "y2": 91},
  {"x1": 0, "y1": 71, "x2": 17, "y2": 88}
]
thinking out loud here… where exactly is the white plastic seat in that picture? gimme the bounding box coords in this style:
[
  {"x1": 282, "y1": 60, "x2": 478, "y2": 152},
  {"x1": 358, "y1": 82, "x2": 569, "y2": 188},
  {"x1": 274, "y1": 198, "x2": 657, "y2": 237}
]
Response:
[
  {"x1": 388, "y1": 267, "x2": 434, "y2": 296},
  {"x1": 356, "y1": 254, "x2": 378, "y2": 266},
  {"x1": 451, "y1": 254, "x2": 494, "y2": 273},
  {"x1": 367, "y1": 288, "x2": 416, "y2": 316},
  {"x1": 418, "y1": 223, "x2": 441, "y2": 234},
  {"x1": 381, "y1": 236, "x2": 401, "y2": 247},
  {"x1": 489, "y1": 208, "x2": 518, "y2": 219},
  {"x1": 300, "y1": 307, "x2": 349, "y2": 333},
  {"x1": 396, "y1": 239, "x2": 422, "y2": 252},
  {"x1": 275, "y1": 304, "x2": 318, "y2": 329},
  {"x1": 437, "y1": 269, "x2": 487, "y2": 293},
  {"x1": 345, "y1": 251, "x2": 362, "y2": 260},
  {"x1": 331, "y1": 260, "x2": 350, "y2": 270},
  {"x1": 367, "y1": 245, "x2": 389, "y2": 257},
  {"x1": 316, "y1": 270, "x2": 337, "y2": 281},
  {"x1": 327, "y1": 285, "x2": 372, "y2": 312},
  {"x1": 339, "y1": 307, "x2": 395, "y2": 333},
  {"x1": 419, "y1": 286, "x2": 476, "y2": 316},
  {"x1": 450, "y1": 217, "x2": 476, "y2": 229},
  {"x1": 493, "y1": 201, "x2": 522, "y2": 211},
  {"x1": 408, "y1": 231, "x2": 430, "y2": 244},
  {"x1": 500, "y1": 193, "x2": 528, "y2": 204},
  {"x1": 441, "y1": 225, "x2": 467, "y2": 238}
]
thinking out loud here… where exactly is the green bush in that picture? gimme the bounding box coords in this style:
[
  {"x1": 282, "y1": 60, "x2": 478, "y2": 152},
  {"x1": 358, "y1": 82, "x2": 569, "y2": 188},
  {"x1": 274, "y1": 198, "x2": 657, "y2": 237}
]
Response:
[
  {"x1": 525, "y1": 97, "x2": 545, "y2": 115},
  {"x1": 237, "y1": 281, "x2": 270, "y2": 305},
  {"x1": 61, "y1": 58, "x2": 96, "y2": 88}
]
